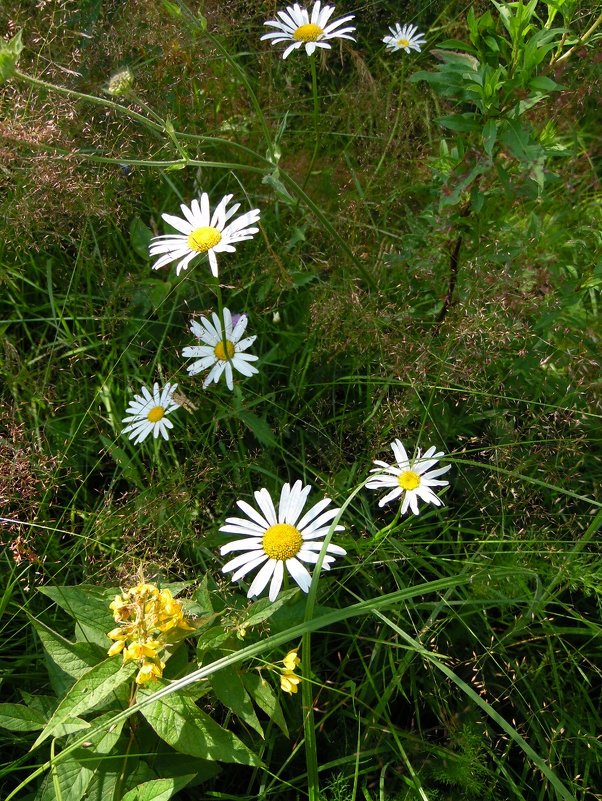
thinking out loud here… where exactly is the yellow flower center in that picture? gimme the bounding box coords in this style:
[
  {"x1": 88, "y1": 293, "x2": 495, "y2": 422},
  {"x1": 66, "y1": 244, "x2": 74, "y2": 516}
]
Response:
[
  {"x1": 147, "y1": 406, "x2": 165, "y2": 423},
  {"x1": 214, "y1": 340, "x2": 235, "y2": 361},
  {"x1": 188, "y1": 226, "x2": 222, "y2": 252},
  {"x1": 397, "y1": 38, "x2": 410, "y2": 47},
  {"x1": 293, "y1": 23, "x2": 324, "y2": 42},
  {"x1": 262, "y1": 523, "x2": 303, "y2": 561},
  {"x1": 398, "y1": 470, "x2": 420, "y2": 491}
]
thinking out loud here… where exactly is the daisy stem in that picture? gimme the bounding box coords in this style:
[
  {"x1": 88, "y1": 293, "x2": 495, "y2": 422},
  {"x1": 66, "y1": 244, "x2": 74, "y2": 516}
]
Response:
[{"x1": 301, "y1": 55, "x2": 321, "y2": 193}]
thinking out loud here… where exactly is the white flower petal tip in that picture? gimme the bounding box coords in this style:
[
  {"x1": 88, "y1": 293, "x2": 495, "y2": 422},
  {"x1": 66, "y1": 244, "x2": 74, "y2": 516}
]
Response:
[
  {"x1": 149, "y1": 193, "x2": 261, "y2": 277},
  {"x1": 261, "y1": 3, "x2": 356, "y2": 59},
  {"x1": 182, "y1": 308, "x2": 258, "y2": 392},
  {"x1": 121, "y1": 382, "x2": 180, "y2": 445},
  {"x1": 366, "y1": 439, "x2": 451, "y2": 515},
  {"x1": 383, "y1": 22, "x2": 427, "y2": 54},
  {"x1": 220, "y1": 481, "x2": 346, "y2": 602}
]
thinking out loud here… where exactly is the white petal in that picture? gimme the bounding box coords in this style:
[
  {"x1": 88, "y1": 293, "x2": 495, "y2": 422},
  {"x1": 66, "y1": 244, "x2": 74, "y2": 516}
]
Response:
[
  {"x1": 285, "y1": 557, "x2": 312, "y2": 593},
  {"x1": 237, "y1": 498, "x2": 271, "y2": 529},
  {"x1": 268, "y1": 560, "x2": 284, "y2": 601},
  {"x1": 247, "y1": 559, "x2": 276, "y2": 598},
  {"x1": 254, "y1": 488, "x2": 278, "y2": 526}
]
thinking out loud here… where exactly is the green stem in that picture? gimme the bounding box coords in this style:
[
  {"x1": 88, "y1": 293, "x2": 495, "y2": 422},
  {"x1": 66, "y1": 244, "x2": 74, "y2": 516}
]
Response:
[
  {"x1": 302, "y1": 55, "x2": 320, "y2": 192},
  {"x1": 14, "y1": 70, "x2": 164, "y2": 134},
  {"x1": 553, "y1": 10, "x2": 602, "y2": 64}
]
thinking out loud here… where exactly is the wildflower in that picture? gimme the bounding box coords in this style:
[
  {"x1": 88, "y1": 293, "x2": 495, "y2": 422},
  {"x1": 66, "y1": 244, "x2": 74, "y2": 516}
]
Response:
[
  {"x1": 121, "y1": 383, "x2": 180, "y2": 445},
  {"x1": 220, "y1": 480, "x2": 346, "y2": 602},
  {"x1": 383, "y1": 23, "x2": 427, "y2": 54},
  {"x1": 280, "y1": 669, "x2": 301, "y2": 694},
  {"x1": 182, "y1": 308, "x2": 258, "y2": 391},
  {"x1": 106, "y1": 67, "x2": 134, "y2": 96},
  {"x1": 149, "y1": 194, "x2": 261, "y2": 277},
  {"x1": 106, "y1": 581, "x2": 194, "y2": 685},
  {"x1": 282, "y1": 648, "x2": 301, "y2": 671},
  {"x1": 261, "y1": 2, "x2": 356, "y2": 60},
  {"x1": 366, "y1": 440, "x2": 451, "y2": 515}
]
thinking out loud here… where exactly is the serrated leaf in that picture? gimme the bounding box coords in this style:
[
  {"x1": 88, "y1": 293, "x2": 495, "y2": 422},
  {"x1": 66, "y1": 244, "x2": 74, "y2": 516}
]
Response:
[
  {"x1": 129, "y1": 216, "x2": 152, "y2": 260},
  {"x1": 99, "y1": 434, "x2": 144, "y2": 489},
  {"x1": 242, "y1": 673, "x2": 288, "y2": 737},
  {"x1": 38, "y1": 585, "x2": 115, "y2": 647},
  {"x1": 0, "y1": 30, "x2": 23, "y2": 84},
  {"x1": 242, "y1": 588, "x2": 299, "y2": 629},
  {"x1": 121, "y1": 775, "x2": 196, "y2": 801},
  {"x1": 33, "y1": 659, "x2": 137, "y2": 748},
  {"x1": 0, "y1": 703, "x2": 47, "y2": 731},
  {"x1": 211, "y1": 668, "x2": 263, "y2": 737},
  {"x1": 237, "y1": 411, "x2": 277, "y2": 447},
  {"x1": 138, "y1": 679, "x2": 261, "y2": 765},
  {"x1": 31, "y1": 618, "x2": 105, "y2": 697}
]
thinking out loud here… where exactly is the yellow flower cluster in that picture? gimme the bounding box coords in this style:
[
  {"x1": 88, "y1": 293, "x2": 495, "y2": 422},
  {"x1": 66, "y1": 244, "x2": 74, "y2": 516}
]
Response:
[
  {"x1": 280, "y1": 648, "x2": 301, "y2": 694},
  {"x1": 107, "y1": 581, "x2": 194, "y2": 685}
]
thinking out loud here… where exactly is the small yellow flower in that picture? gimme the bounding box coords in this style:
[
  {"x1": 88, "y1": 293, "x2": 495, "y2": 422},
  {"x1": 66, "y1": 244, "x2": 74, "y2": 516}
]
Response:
[
  {"x1": 135, "y1": 662, "x2": 162, "y2": 685},
  {"x1": 282, "y1": 649, "x2": 301, "y2": 671},
  {"x1": 280, "y1": 670, "x2": 301, "y2": 694},
  {"x1": 106, "y1": 580, "x2": 193, "y2": 682},
  {"x1": 107, "y1": 640, "x2": 126, "y2": 657}
]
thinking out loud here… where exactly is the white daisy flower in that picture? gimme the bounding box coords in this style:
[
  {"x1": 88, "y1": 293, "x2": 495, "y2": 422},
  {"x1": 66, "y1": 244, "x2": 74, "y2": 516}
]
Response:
[
  {"x1": 220, "y1": 480, "x2": 346, "y2": 602},
  {"x1": 149, "y1": 193, "x2": 261, "y2": 277},
  {"x1": 121, "y1": 382, "x2": 180, "y2": 445},
  {"x1": 366, "y1": 440, "x2": 451, "y2": 515},
  {"x1": 383, "y1": 23, "x2": 427, "y2": 54},
  {"x1": 261, "y1": 2, "x2": 356, "y2": 60},
  {"x1": 182, "y1": 308, "x2": 258, "y2": 391}
]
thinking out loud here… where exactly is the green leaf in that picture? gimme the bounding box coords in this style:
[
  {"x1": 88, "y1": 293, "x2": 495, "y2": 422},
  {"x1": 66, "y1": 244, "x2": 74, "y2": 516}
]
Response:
[
  {"x1": 242, "y1": 588, "x2": 299, "y2": 629},
  {"x1": 482, "y1": 119, "x2": 498, "y2": 157},
  {"x1": 99, "y1": 434, "x2": 144, "y2": 489},
  {"x1": 31, "y1": 618, "x2": 106, "y2": 697},
  {"x1": 33, "y1": 659, "x2": 137, "y2": 747},
  {"x1": 242, "y1": 673, "x2": 289, "y2": 737},
  {"x1": 0, "y1": 703, "x2": 47, "y2": 731},
  {"x1": 0, "y1": 30, "x2": 23, "y2": 84},
  {"x1": 437, "y1": 113, "x2": 481, "y2": 133},
  {"x1": 38, "y1": 585, "x2": 115, "y2": 647},
  {"x1": 138, "y1": 679, "x2": 261, "y2": 765},
  {"x1": 211, "y1": 668, "x2": 263, "y2": 737},
  {"x1": 529, "y1": 75, "x2": 563, "y2": 92},
  {"x1": 237, "y1": 411, "x2": 277, "y2": 447},
  {"x1": 121, "y1": 776, "x2": 196, "y2": 801},
  {"x1": 129, "y1": 216, "x2": 152, "y2": 260}
]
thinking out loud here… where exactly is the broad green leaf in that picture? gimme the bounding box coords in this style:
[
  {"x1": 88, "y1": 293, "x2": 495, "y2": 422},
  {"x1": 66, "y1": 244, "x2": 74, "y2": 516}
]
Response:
[
  {"x1": 211, "y1": 668, "x2": 263, "y2": 737},
  {"x1": 529, "y1": 75, "x2": 563, "y2": 92},
  {"x1": 436, "y1": 113, "x2": 481, "y2": 133},
  {"x1": 129, "y1": 216, "x2": 152, "y2": 260},
  {"x1": 33, "y1": 659, "x2": 137, "y2": 747},
  {"x1": 242, "y1": 673, "x2": 289, "y2": 737},
  {"x1": 138, "y1": 679, "x2": 261, "y2": 765},
  {"x1": 38, "y1": 585, "x2": 115, "y2": 647},
  {"x1": 242, "y1": 588, "x2": 299, "y2": 629},
  {"x1": 121, "y1": 775, "x2": 196, "y2": 801},
  {"x1": 237, "y1": 411, "x2": 277, "y2": 447},
  {"x1": 31, "y1": 618, "x2": 106, "y2": 696},
  {"x1": 39, "y1": 750, "x2": 97, "y2": 801},
  {"x1": 0, "y1": 703, "x2": 46, "y2": 731},
  {"x1": 0, "y1": 30, "x2": 23, "y2": 84}
]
